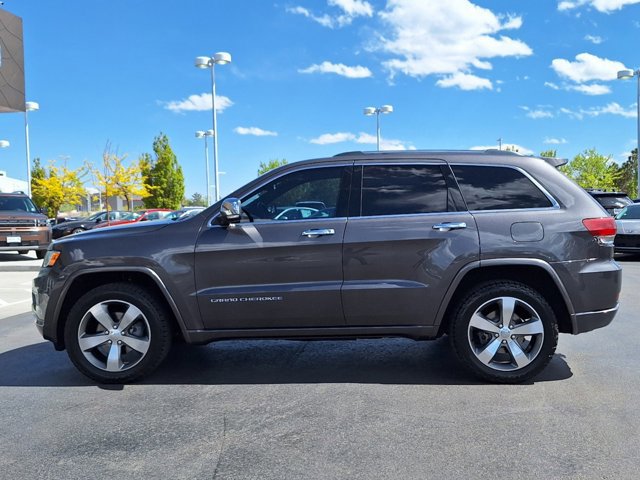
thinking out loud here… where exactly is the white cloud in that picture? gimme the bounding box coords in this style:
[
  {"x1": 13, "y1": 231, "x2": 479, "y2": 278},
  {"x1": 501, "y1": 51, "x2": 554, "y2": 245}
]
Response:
[
  {"x1": 470, "y1": 144, "x2": 534, "y2": 155},
  {"x1": 310, "y1": 132, "x2": 356, "y2": 144},
  {"x1": 551, "y1": 53, "x2": 625, "y2": 83},
  {"x1": 309, "y1": 131, "x2": 414, "y2": 150},
  {"x1": 287, "y1": 0, "x2": 373, "y2": 28},
  {"x1": 376, "y1": 0, "x2": 532, "y2": 90},
  {"x1": 567, "y1": 83, "x2": 611, "y2": 95},
  {"x1": 583, "y1": 102, "x2": 638, "y2": 118},
  {"x1": 435, "y1": 72, "x2": 493, "y2": 91},
  {"x1": 520, "y1": 106, "x2": 554, "y2": 119},
  {"x1": 550, "y1": 53, "x2": 626, "y2": 96},
  {"x1": 584, "y1": 34, "x2": 603, "y2": 44},
  {"x1": 558, "y1": 0, "x2": 640, "y2": 13},
  {"x1": 299, "y1": 61, "x2": 373, "y2": 78},
  {"x1": 234, "y1": 127, "x2": 278, "y2": 137},
  {"x1": 544, "y1": 137, "x2": 569, "y2": 144},
  {"x1": 330, "y1": 0, "x2": 373, "y2": 17},
  {"x1": 544, "y1": 82, "x2": 561, "y2": 90},
  {"x1": 560, "y1": 102, "x2": 638, "y2": 119},
  {"x1": 353, "y1": 132, "x2": 415, "y2": 150},
  {"x1": 164, "y1": 93, "x2": 233, "y2": 113}
]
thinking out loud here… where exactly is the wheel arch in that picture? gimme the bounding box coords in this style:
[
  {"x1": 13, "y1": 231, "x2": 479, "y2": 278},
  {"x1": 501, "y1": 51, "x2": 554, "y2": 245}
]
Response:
[
  {"x1": 54, "y1": 267, "x2": 187, "y2": 350},
  {"x1": 436, "y1": 259, "x2": 575, "y2": 336}
]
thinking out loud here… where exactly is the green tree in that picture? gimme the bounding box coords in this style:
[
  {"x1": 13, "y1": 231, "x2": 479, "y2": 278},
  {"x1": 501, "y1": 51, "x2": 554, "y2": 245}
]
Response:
[
  {"x1": 258, "y1": 159, "x2": 288, "y2": 176},
  {"x1": 31, "y1": 160, "x2": 86, "y2": 216},
  {"x1": 540, "y1": 149, "x2": 557, "y2": 158},
  {"x1": 184, "y1": 192, "x2": 206, "y2": 207},
  {"x1": 141, "y1": 133, "x2": 185, "y2": 209},
  {"x1": 560, "y1": 148, "x2": 619, "y2": 191},
  {"x1": 614, "y1": 148, "x2": 638, "y2": 199}
]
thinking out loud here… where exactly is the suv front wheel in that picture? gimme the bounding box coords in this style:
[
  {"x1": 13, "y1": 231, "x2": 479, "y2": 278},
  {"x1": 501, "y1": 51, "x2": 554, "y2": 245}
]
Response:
[
  {"x1": 64, "y1": 283, "x2": 173, "y2": 383},
  {"x1": 449, "y1": 281, "x2": 558, "y2": 383}
]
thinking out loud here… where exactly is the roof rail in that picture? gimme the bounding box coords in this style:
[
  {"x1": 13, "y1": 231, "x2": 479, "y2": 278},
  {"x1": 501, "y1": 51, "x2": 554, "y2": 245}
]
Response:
[
  {"x1": 483, "y1": 148, "x2": 522, "y2": 156},
  {"x1": 333, "y1": 151, "x2": 365, "y2": 157}
]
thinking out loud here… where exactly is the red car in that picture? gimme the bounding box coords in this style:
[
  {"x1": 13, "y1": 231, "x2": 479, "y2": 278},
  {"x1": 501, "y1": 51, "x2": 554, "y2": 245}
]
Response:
[{"x1": 94, "y1": 209, "x2": 172, "y2": 228}]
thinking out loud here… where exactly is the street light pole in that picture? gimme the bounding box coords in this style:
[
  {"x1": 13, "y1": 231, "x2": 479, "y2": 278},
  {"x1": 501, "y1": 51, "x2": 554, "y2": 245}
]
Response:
[
  {"x1": 617, "y1": 68, "x2": 640, "y2": 197},
  {"x1": 195, "y1": 52, "x2": 231, "y2": 202},
  {"x1": 24, "y1": 101, "x2": 39, "y2": 197},
  {"x1": 363, "y1": 105, "x2": 393, "y2": 151},
  {"x1": 195, "y1": 129, "x2": 214, "y2": 206}
]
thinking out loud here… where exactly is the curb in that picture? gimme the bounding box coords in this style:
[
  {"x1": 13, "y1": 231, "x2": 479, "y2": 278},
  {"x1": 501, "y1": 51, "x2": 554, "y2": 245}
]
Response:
[{"x1": 0, "y1": 265, "x2": 41, "y2": 272}]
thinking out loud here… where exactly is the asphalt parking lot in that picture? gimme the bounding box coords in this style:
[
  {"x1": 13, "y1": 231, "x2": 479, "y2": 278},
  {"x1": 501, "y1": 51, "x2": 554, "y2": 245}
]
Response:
[{"x1": 1, "y1": 254, "x2": 639, "y2": 479}]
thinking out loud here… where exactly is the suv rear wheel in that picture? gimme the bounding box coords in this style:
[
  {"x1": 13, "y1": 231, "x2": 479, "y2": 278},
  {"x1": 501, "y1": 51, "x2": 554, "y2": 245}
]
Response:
[
  {"x1": 449, "y1": 281, "x2": 558, "y2": 383},
  {"x1": 64, "y1": 283, "x2": 172, "y2": 383}
]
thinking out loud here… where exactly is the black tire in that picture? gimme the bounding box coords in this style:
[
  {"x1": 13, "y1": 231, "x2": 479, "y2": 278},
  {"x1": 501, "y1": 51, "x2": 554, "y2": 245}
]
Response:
[
  {"x1": 35, "y1": 250, "x2": 46, "y2": 260},
  {"x1": 449, "y1": 281, "x2": 558, "y2": 384},
  {"x1": 71, "y1": 228, "x2": 85, "y2": 234},
  {"x1": 64, "y1": 282, "x2": 173, "y2": 383}
]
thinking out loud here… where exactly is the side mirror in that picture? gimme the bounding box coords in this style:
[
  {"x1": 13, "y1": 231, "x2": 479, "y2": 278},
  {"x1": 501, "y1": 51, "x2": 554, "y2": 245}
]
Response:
[{"x1": 220, "y1": 197, "x2": 242, "y2": 224}]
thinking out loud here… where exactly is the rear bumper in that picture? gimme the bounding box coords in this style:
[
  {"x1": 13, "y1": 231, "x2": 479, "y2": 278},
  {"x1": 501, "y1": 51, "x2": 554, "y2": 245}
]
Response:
[{"x1": 573, "y1": 304, "x2": 618, "y2": 334}]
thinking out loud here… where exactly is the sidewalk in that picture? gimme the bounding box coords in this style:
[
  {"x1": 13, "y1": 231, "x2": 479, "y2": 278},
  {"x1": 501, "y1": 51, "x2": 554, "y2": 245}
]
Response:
[{"x1": 0, "y1": 252, "x2": 42, "y2": 272}]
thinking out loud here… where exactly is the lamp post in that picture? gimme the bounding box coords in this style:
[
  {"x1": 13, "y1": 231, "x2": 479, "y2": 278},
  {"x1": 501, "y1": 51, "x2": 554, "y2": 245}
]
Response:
[
  {"x1": 195, "y1": 129, "x2": 214, "y2": 206},
  {"x1": 363, "y1": 105, "x2": 393, "y2": 151},
  {"x1": 195, "y1": 52, "x2": 231, "y2": 202},
  {"x1": 617, "y1": 68, "x2": 640, "y2": 196},
  {"x1": 24, "y1": 101, "x2": 39, "y2": 197}
]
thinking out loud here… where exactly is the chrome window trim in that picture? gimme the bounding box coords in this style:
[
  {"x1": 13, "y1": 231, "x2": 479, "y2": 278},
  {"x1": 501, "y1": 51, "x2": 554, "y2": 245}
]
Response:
[{"x1": 346, "y1": 211, "x2": 471, "y2": 221}]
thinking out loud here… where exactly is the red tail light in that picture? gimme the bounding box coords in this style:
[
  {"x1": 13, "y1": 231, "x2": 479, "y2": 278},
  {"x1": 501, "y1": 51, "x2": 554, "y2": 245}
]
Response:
[{"x1": 583, "y1": 218, "x2": 616, "y2": 246}]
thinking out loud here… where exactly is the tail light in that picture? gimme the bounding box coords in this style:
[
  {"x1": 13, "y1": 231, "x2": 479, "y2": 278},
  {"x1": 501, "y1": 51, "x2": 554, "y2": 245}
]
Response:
[{"x1": 583, "y1": 217, "x2": 616, "y2": 246}]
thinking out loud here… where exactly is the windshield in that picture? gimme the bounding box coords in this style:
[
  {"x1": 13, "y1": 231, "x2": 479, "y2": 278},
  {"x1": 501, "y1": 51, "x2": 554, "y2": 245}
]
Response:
[
  {"x1": 597, "y1": 196, "x2": 633, "y2": 208},
  {"x1": 616, "y1": 205, "x2": 640, "y2": 220},
  {"x1": 0, "y1": 196, "x2": 40, "y2": 213}
]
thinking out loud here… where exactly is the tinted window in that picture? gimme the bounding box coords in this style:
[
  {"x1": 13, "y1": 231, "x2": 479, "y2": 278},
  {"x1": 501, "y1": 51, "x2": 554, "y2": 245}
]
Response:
[
  {"x1": 451, "y1": 165, "x2": 552, "y2": 211},
  {"x1": 243, "y1": 167, "x2": 348, "y2": 221},
  {"x1": 361, "y1": 165, "x2": 448, "y2": 216}
]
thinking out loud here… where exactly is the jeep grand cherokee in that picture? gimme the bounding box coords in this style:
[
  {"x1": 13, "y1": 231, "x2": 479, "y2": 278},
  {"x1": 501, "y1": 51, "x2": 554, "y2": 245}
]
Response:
[{"x1": 33, "y1": 150, "x2": 621, "y2": 384}]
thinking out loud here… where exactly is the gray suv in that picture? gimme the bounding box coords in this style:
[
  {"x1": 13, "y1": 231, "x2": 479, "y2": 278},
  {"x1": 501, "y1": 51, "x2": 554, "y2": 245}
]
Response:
[{"x1": 33, "y1": 150, "x2": 621, "y2": 384}]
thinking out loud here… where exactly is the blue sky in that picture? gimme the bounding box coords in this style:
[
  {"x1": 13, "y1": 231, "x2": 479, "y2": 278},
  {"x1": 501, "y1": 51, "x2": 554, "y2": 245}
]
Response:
[{"x1": 0, "y1": 0, "x2": 639, "y2": 198}]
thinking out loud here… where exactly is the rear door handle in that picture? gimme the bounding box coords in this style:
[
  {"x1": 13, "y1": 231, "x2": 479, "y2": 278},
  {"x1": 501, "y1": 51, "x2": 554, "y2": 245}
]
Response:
[
  {"x1": 302, "y1": 228, "x2": 335, "y2": 237},
  {"x1": 432, "y1": 222, "x2": 467, "y2": 232}
]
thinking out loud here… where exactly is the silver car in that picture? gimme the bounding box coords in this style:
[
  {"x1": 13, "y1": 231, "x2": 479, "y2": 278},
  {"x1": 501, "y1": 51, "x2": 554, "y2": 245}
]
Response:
[{"x1": 614, "y1": 204, "x2": 640, "y2": 253}]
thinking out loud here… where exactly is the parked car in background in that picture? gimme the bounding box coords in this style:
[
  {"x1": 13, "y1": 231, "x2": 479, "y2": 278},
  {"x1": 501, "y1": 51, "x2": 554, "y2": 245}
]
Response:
[
  {"x1": 587, "y1": 190, "x2": 633, "y2": 216},
  {"x1": 614, "y1": 204, "x2": 640, "y2": 253},
  {"x1": 94, "y1": 208, "x2": 172, "y2": 229},
  {"x1": 0, "y1": 191, "x2": 51, "y2": 258},
  {"x1": 34, "y1": 149, "x2": 621, "y2": 385},
  {"x1": 51, "y1": 210, "x2": 129, "y2": 239},
  {"x1": 167, "y1": 207, "x2": 205, "y2": 221}
]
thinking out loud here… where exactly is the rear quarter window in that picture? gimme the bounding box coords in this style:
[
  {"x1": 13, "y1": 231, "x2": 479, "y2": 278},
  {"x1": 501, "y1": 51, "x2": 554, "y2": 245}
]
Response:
[{"x1": 451, "y1": 165, "x2": 553, "y2": 211}]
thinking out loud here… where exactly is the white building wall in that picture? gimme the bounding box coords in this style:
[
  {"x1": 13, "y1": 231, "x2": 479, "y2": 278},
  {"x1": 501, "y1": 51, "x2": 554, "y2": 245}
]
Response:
[{"x1": 0, "y1": 171, "x2": 28, "y2": 193}]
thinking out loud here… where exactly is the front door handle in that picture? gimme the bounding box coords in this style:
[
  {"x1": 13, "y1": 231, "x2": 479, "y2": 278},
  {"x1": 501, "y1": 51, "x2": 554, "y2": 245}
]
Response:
[
  {"x1": 302, "y1": 228, "x2": 335, "y2": 237},
  {"x1": 432, "y1": 222, "x2": 467, "y2": 232}
]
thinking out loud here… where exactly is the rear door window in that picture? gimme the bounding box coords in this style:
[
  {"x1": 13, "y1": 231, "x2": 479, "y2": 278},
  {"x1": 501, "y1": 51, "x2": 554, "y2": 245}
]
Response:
[{"x1": 451, "y1": 165, "x2": 552, "y2": 211}]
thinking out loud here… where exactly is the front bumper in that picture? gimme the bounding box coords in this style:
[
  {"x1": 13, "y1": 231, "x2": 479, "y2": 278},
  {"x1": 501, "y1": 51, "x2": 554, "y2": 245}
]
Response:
[
  {"x1": 32, "y1": 267, "x2": 63, "y2": 349},
  {"x1": 0, "y1": 227, "x2": 51, "y2": 250}
]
